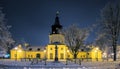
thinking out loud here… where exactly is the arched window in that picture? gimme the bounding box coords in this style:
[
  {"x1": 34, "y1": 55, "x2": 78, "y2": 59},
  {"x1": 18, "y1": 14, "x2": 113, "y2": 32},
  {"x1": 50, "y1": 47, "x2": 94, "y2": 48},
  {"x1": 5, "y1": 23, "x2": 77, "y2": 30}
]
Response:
[
  {"x1": 28, "y1": 55, "x2": 30, "y2": 58},
  {"x1": 36, "y1": 53, "x2": 41, "y2": 59}
]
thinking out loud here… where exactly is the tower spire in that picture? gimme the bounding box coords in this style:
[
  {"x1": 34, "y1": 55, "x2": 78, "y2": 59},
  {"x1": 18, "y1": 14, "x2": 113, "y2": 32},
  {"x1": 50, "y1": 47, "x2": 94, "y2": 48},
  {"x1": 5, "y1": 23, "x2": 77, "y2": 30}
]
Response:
[
  {"x1": 54, "y1": 11, "x2": 60, "y2": 25},
  {"x1": 56, "y1": 11, "x2": 59, "y2": 17},
  {"x1": 51, "y1": 11, "x2": 62, "y2": 34}
]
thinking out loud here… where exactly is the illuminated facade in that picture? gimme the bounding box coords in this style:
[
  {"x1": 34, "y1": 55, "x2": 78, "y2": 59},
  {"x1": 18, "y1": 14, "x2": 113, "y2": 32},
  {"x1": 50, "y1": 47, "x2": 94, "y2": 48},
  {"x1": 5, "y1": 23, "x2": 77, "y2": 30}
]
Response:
[{"x1": 10, "y1": 12, "x2": 102, "y2": 61}]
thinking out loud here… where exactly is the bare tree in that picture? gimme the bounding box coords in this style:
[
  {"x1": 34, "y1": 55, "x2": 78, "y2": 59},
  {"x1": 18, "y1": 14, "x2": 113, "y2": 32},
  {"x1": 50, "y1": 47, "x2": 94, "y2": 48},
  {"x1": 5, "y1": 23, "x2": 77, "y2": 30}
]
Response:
[
  {"x1": 63, "y1": 24, "x2": 89, "y2": 59},
  {"x1": 0, "y1": 8, "x2": 15, "y2": 54},
  {"x1": 95, "y1": 32, "x2": 110, "y2": 51},
  {"x1": 99, "y1": 2, "x2": 120, "y2": 61}
]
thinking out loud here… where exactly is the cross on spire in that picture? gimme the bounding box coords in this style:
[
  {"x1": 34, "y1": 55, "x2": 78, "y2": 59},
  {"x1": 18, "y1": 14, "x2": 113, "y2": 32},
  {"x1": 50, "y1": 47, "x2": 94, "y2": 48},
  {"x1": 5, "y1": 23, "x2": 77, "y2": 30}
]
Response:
[{"x1": 51, "y1": 11, "x2": 62, "y2": 34}]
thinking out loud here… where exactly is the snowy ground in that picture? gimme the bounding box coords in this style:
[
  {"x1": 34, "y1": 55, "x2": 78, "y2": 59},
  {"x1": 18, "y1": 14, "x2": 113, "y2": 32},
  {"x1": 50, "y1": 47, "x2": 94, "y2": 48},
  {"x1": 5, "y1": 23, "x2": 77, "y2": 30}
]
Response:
[
  {"x1": 0, "y1": 60, "x2": 88, "y2": 69},
  {"x1": 81, "y1": 61, "x2": 120, "y2": 69},
  {"x1": 0, "y1": 59, "x2": 120, "y2": 69}
]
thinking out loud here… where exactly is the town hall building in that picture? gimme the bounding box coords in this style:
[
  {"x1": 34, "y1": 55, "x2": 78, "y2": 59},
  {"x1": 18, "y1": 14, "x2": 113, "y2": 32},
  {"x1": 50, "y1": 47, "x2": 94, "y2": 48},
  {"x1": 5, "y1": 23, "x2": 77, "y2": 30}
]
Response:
[{"x1": 10, "y1": 12, "x2": 102, "y2": 61}]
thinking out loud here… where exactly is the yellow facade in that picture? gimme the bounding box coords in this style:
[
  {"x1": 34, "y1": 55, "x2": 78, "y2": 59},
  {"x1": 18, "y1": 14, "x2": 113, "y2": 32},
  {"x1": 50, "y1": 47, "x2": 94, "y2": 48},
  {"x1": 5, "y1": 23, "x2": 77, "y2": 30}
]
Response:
[
  {"x1": 10, "y1": 44, "x2": 102, "y2": 61},
  {"x1": 46, "y1": 44, "x2": 69, "y2": 61},
  {"x1": 10, "y1": 45, "x2": 25, "y2": 60},
  {"x1": 10, "y1": 13, "x2": 102, "y2": 61},
  {"x1": 90, "y1": 47, "x2": 102, "y2": 61},
  {"x1": 10, "y1": 45, "x2": 45, "y2": 61},
  {"x1": 49, "y1": 34, "x2": 65, "y2": 44}
]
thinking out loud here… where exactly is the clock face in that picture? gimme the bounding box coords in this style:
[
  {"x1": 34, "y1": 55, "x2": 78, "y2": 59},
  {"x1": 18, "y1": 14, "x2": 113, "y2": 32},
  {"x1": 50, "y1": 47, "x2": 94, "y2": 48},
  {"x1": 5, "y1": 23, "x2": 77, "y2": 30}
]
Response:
[
  {"x1": 53, "y1": 31, "x2": 55, "y2": 33},
  {"x1": 56, "y1": 28, "x2": 58, "y2": 30}
]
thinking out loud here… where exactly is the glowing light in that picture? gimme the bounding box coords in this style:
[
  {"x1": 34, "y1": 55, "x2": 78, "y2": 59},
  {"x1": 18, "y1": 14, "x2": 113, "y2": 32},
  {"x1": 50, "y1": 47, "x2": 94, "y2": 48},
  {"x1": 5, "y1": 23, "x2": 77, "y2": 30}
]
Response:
[
  {"x1": 67, "y1": 50, "x2": 69, "y2": 52},
  {"x1": 18, "y1": 50, "x2": 22, "y2": 52},
  {"x1": 95, "y1": 50, "x2": 97, "y2": 52},
  {"x1": 4, "y1": 54, "x2": 10, "y2": 58},
  {"x1": 15, "y1": 47, "x2": 18, "y2": 50},
  {"x1": 103, "y1": 52, "x2": 107, "y2": 58},
  {"x1": 44, "y1": 50, "x2": 46, "y2": 53},
  {"x1": 96, "y1": 47, "x2": 99, "y2": 50},
  {"x1": 111, "y1": 53, "x2": 114, "y2": 55}
]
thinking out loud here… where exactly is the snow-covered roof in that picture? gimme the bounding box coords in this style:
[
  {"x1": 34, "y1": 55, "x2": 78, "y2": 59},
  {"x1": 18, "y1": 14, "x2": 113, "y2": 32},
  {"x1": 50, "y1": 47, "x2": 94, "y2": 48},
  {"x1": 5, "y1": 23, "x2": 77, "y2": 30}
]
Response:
[{"x1": 26, "y1": 46, "x2": 45, "y2": 51}]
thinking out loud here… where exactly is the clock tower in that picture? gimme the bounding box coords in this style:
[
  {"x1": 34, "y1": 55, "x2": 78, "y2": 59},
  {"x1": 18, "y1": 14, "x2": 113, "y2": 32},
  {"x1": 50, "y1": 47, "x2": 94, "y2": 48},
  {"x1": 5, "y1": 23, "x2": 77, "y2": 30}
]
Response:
[{"x1": 49, "y1": 12, "x2": 65, "y2": 44}]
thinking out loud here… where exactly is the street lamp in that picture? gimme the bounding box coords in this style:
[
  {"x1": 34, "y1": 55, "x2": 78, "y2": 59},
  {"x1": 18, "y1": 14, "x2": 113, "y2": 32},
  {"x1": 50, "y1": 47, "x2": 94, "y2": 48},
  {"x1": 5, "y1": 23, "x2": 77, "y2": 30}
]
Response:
[
  {"x1": 15, "y1": 47, "x2": 18, "y2": 61},
  {"x1": 24, "y1": 43, "x2": 29, "y2": 61},
  {"x1": 103, "y1": 52, "x2": 107, "y2": 61},
  {"x1": 54, "y1": 44, "x2": 58, "y2": 61},
  {"x1": 44, "y1": 50, "x2": 46, "y2": 65},
  {"x1": 66, "y1": 50, "x2": 69, "y2": 65},
  {"x1": 95, "y1": 47, "x2": 99, "y2": 61}
]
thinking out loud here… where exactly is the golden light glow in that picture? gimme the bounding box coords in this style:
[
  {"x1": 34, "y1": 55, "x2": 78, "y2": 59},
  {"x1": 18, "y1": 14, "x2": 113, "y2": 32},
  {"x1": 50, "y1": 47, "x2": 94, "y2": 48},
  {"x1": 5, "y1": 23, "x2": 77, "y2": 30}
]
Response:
[
  {"x1": 18, "y1": 50, "x2": 22, "y2": 52},
  {"x1": 96, "y1": 47, "x2": 99, "y2": 50},
  {"x1": 95, "y1": 50, "x2": 97, "y2": 52},
  {"x1": 14, "y1": 47, "x2": 18, "y2": 50},
  {"x1": 44, "y1": 50, "x2": 46, "y2": 53},
  {"x1": 67, "y1": 50, "x2": 69, "y2": 53}
]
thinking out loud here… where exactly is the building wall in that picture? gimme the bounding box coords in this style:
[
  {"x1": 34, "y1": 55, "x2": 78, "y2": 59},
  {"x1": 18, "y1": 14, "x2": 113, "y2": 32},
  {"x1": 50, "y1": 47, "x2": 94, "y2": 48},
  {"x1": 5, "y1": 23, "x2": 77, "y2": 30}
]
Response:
[
  {"x1": 46, "y1": 44, "x2": 69, "y2": 61},
  {"x1": 49, "y1": 34, "x2": 65, "y2": 44},
  {"x1": 77, "y1": 52, "x2": 87, "y2": 59},
  {"x1": 90, "y1": 48, "x2": 102, "y2": 61},
  {"x1": 10, "y1": 49, "x2": 25, "y2": 60},
  {"x1": 10, "y1": 45, "x2": 102, "y2": 61},
  {"x1": 25, "y1": 51, "x2": 44, "y2": 59}
]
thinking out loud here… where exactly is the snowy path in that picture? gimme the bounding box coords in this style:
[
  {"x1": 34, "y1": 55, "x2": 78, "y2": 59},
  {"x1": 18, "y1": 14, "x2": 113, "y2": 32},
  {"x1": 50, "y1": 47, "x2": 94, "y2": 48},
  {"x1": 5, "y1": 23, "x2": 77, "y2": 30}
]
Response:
[
  {"x1": 0, "y1": 60, "x2": 120, "y2": 69},
  {"x1": 81, "y1": 61, "x2": 120, "y2": 69},
  {"x1": 0, "y1": 60, "x2": 88, "y2": 69}
]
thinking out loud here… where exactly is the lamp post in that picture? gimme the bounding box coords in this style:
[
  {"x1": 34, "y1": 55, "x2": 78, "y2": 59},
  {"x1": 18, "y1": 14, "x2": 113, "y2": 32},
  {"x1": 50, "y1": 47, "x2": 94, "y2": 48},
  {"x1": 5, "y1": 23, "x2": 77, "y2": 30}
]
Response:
[
  {"x1": 66, "y1": 50, "x2": 69, "y2": 65},
  {"x1": 87, "y1": 52, "x2": 89, "y2": 61},
  {"x1": 15, "y1": 47, "x2": 18, "y2": 61},
  {"x1": 24, "y1": 43, "x2": 28, "y2": 61},
  {"x1": 44, "y1": 50, "x2": 46, "y2": 65},
  {"x1": 95, "y1": 47, "x2": 99, "y2": 61},
  {"x1": 54, "y1": 44, "x2": 58, "y2": 62}
]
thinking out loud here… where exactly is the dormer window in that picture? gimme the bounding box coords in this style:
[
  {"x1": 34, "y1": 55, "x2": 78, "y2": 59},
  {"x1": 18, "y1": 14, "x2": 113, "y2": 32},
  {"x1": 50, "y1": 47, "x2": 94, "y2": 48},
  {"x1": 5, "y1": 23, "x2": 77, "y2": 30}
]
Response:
[
  {"x1": 37, "y1": 48, "x2": 40, "y2": 51},
  {"x1": 29, "y1": 48, "x2": 32, "y2": 51},
  {"x1": 81, "y1": 49, "x2": 84, "y2": 51}
]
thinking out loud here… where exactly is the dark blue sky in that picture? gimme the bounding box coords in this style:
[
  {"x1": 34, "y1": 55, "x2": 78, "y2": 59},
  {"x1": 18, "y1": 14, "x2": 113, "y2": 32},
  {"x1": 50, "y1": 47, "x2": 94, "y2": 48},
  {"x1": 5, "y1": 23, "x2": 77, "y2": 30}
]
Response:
[{"x1": 1, "y1": 0, "x2": 116, "y2": 46}]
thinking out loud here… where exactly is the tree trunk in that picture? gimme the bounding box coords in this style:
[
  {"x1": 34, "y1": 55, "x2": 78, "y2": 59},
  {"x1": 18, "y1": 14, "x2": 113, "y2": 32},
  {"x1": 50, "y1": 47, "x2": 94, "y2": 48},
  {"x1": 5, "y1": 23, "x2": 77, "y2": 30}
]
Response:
[
  {"x1": 113, "y1": 46, "x2": 116, "y2": 61},
  {"x1": 74, "y1": 53, "x2": 77, "y2": 59},
  {"x1": 74, "y1": 53, "x2": 77, "y2": 63},
  {"x1": 113, "y1": 38, "x2": 117, "y2": 61}
]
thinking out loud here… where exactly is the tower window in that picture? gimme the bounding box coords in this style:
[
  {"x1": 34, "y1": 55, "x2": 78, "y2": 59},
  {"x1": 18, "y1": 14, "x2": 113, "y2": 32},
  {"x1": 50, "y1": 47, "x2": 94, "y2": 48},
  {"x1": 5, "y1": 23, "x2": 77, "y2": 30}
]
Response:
[
  {"x1": 61, "y1": 48, "x2": 63, "y2": 50},
  {"x1": 56, "y1": 28, "x2": 58, "y2": 30},
  {"x1": 53, "y1": 31, "x2": 55, "y2": 33},
  {"x1": 50, "y1": 48, "x2": 52, "y2": 50}
]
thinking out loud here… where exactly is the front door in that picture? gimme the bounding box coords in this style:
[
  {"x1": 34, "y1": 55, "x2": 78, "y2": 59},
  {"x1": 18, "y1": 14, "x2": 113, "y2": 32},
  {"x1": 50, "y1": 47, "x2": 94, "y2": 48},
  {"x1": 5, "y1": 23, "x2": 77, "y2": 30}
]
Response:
[{"x1": 36, "y1": 54, "x2": 40, "y2": 59}]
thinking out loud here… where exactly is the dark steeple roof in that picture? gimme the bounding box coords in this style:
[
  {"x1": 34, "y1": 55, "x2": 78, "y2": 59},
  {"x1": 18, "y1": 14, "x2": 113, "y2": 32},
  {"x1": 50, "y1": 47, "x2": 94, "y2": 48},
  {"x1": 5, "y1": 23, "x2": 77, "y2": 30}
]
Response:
[
  {"x1": 54, "y1": 11, "x2": 60, "y2": 25},
  {"x1": 51, "y1": 11, "x2": 62, "y2": 34}
]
